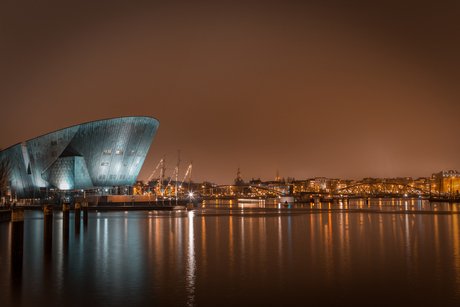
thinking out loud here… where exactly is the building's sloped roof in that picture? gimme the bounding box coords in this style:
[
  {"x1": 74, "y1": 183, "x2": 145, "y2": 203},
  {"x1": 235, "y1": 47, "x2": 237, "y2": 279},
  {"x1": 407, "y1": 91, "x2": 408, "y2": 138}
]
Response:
[{"x1": 0, "y1": 116, "x2": 159, "y2": 197}]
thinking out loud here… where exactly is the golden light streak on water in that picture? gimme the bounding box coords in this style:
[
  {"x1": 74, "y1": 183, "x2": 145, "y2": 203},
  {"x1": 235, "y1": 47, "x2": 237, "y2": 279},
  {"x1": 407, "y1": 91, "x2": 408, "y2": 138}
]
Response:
[
  {"x1": 328, "y1": 211, "x2": 334, "y2": 279},
  {"x1": 452, "y1": 206, "x2": 460, "y2": 297},
  {"x1": 277, "y1": 216, "x2": 282, "y2": 272},
  {"x1": 259, "y1": 217, "x2": 267, "y2": 272},
  {"x1": 155, "y1": 216, "x2": 164, "y2": 282},
  {"x1": 433, "y1": 214, "x2": 442, "y2": 284},
  {"x1": 229, "y1": 215, "x2": 234, "y2": 278},
  {"x1": 310, "y1": 212, "x2": 315, "y2": 269},
  {"x1": 379, "y1": 213, "x2": 385, "y2": 258},
  {"x1": 201, "y1": 216, "x2": 207, "y2": 275},
  {"x1": 186, "y1": 210, "x2": 196, "y2": 307}
]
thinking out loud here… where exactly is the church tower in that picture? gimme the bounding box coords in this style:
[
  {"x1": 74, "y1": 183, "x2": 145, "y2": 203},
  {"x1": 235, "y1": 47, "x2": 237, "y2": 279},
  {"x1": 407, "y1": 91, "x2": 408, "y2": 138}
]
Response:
[{"x1": 235, "y1": 167, "x2": 244, "y2": 185}]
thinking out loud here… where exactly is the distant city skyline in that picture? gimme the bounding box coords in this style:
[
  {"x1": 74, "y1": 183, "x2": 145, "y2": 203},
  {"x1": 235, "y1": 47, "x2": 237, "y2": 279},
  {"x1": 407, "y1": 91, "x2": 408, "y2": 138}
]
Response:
[{"x1": 1, "y1": 0, "x2": 459, "y2": 184}]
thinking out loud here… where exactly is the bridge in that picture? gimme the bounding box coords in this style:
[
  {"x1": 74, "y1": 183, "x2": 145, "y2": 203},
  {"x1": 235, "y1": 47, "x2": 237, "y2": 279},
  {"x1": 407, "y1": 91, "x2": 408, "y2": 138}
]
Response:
[
  {"x1": 337, "y1": 182, "x2": 431, "y2": 197},
  {"x1": 192, "y1": 184, "x2": 286, "y2": 197}
]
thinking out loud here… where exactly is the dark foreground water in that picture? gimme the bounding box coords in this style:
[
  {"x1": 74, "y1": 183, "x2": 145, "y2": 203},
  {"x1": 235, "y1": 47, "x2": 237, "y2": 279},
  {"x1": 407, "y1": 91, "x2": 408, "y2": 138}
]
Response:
[{"x1": 1, "y1": 199, "x2": 460, "y2": 306}]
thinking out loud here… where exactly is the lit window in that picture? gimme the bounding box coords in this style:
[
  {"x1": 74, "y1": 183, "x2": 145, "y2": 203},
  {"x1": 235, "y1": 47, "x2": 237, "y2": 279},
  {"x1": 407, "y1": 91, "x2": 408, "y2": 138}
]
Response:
[
  {"x1": 116, "y1": 150, "x2": 124, "y2": 155},
  {"x1": 103, "y1": 150, "x2": 112, "y2": 155}
]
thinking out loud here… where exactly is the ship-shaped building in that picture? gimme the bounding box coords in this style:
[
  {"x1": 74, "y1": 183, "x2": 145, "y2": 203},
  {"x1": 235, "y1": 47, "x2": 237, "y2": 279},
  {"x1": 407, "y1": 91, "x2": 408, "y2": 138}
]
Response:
[{"x1": 0, "y1": 116, "x2": 159, "y2": 199}]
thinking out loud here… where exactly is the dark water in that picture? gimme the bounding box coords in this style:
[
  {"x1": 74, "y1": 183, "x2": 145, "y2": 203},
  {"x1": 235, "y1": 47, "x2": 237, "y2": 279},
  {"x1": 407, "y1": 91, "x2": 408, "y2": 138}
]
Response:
[{"x1": 1, "y1": 199, "x2": 460, "y2": 306}]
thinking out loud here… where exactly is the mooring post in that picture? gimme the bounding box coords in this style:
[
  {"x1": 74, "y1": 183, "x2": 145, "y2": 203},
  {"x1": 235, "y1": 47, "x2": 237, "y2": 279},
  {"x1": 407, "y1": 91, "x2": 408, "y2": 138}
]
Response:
[
  {"x1": 11, "y1": 208, "x2": 24, "y2": 222},
  {"x1": 82, "y1": 201, "x2": 88, "y2": 227},
  {"x1": 43, "y1": 204, "x2": 53, "y2": 254},
  {"x1": 44, "y1": 204, "x2": 53, "y2": 216},
  {"x1": 63, "y1": 203, "x2": 70, "y2": 240},
  {"x1": 11, "y1": 213, "x2": 24, "y2": 293},
  {"x1": 75, "y1": 202, "x2": 81, "y2": 234}
]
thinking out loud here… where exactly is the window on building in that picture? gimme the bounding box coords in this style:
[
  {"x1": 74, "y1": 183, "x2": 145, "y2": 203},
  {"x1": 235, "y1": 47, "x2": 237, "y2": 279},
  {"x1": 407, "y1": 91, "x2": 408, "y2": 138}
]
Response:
[
  {"x1": 51, "y1": 141, "x2": 57, "y2": 146},
  {"x1": 101, "y1": 162, "x2": 109, "y2": 166},
  {"x1": 116, "y1": 150, "x2": 124, "y2": 155},
  {"x1": 103, "y1": 150, "x2": 112, "y2": 155}
]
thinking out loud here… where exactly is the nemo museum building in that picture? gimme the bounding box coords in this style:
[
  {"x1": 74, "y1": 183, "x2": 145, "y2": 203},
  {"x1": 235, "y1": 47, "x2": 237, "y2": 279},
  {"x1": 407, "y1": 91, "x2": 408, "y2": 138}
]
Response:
[{"x1": 0, "y1": 116, "x2": 159, "y2": 200}]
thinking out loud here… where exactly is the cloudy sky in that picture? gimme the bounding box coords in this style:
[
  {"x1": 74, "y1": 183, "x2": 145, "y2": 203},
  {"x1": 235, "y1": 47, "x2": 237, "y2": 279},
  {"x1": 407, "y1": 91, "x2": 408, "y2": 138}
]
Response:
[{"x1": 1, "y1": 0, "x2": 459, "y2": 184}]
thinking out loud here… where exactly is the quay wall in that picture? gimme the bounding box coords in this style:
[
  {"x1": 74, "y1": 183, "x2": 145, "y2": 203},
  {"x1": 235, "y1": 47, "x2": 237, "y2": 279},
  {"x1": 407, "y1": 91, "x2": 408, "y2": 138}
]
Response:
[{"x1": 0, "y1": 210, "x2": 11, "y2": 221}]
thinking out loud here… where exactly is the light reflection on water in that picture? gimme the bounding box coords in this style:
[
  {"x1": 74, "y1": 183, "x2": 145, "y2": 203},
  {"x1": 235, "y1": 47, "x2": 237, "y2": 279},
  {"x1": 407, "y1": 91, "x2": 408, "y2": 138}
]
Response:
[{"x1": 0, "y1": 199, "x2": 459, "y2": 306}]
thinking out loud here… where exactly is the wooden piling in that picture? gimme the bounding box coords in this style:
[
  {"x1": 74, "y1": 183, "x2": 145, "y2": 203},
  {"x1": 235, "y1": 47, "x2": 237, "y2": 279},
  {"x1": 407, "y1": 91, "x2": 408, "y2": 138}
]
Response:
[{"x1": 11, "y1": 208, "x2": 24, "y2": 222}]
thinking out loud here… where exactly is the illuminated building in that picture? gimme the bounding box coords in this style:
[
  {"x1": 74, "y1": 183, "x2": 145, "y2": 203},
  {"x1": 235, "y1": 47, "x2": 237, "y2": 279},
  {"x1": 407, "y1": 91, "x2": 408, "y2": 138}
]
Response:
[
  {"x1": 431, "y1": 170, "x2": 460, "y2": 195},
  {"x1": 0, "y1": 116, "x2": 159, "y2": 199}
]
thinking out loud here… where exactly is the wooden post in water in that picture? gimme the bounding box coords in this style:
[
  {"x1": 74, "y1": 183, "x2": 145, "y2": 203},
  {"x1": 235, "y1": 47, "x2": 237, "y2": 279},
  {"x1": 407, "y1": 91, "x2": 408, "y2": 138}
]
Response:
[
  {"x1": 11, "y1": 208, "x2": 24, "y2": 222},
  {"x1": 75, "y1": 202, "x2": 81, "y2": 235},
  {"x1": 43, "y1": 205, "x2": 53, "y2": 255},
  {"x1": 62, "y1": 203, "x2": 70, "y2": 244},
  {"x1": 43, "y1": 204, "x2": 53, "y2": 254},
  {"x1": 82, "y1": 201, "x2": 88, "y2": 227},
  {"x1": 44, "y1": 204, "x2": 53, "y2": 216},
  {"x1": 10, "y1": 213, "x2": 24, "y2": 295}
]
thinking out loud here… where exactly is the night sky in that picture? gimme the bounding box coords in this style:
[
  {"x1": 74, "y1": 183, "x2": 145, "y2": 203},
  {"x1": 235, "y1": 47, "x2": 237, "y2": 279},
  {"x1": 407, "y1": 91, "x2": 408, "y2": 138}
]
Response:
[{"x1": 1, "y1": 0, "x2": 459, "y2": 184}]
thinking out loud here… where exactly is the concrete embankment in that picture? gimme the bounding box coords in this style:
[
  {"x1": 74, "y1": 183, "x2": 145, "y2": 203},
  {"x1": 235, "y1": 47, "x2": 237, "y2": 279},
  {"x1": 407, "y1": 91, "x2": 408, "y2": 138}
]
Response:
[
  {"x1": 1, "y1": 203, "x2": 192, "y2": 212},
  {"x1": 0, "y1": 209, "x2": 11, "y2": 221}
]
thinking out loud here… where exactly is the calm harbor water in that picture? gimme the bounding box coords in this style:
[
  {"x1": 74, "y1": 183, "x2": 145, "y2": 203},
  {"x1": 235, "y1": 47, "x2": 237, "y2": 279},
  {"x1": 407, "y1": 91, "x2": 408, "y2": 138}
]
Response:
[{"x1": 1, "y1": 199, "x2": 460, "y2": 306}]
